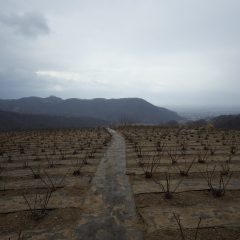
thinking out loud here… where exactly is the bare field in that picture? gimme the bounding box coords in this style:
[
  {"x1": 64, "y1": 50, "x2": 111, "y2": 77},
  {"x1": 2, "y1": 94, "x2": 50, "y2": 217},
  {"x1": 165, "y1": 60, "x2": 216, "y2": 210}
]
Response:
[
  {"x1": 119, "y1": 126, "x2": 240, "y2": 240},
  {"x1": 1, "y1": 125, "x2": 240, "y2": 240},
  {"x1": 0, "y1": 128, "x2": 111, "y2": 239}
]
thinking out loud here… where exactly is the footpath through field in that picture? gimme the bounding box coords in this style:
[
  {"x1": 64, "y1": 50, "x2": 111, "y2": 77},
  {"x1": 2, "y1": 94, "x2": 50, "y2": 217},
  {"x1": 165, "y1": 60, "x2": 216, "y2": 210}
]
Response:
[
  {"x1": 75, "y1": 128, "x2": 143, "y2": 239},
  {"x1": 21, "y1": 128, "x2": 142, "y2": 239}
]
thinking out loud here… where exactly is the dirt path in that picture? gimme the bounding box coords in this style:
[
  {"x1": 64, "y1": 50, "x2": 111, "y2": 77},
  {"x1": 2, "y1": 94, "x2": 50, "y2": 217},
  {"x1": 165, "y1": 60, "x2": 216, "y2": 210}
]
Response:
[{"x1": 75, "y1": 128, "x2": 143, "y2": 240}]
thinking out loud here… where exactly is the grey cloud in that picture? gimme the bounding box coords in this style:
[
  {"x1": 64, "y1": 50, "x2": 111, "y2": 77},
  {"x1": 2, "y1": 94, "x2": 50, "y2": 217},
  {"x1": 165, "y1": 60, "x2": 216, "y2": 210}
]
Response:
[
  {"x1": 0, "y1": 11, "x2": 50, "y2": 38},
  {"x1": 0, "y1": 68, "x2": 116, "y2": 99},
  {"x1": 0, "y1": 69, "x2": 46, "y2": 98},
  {"x1": 0, "y1": 0, "x2": 240, "y2": 109}
]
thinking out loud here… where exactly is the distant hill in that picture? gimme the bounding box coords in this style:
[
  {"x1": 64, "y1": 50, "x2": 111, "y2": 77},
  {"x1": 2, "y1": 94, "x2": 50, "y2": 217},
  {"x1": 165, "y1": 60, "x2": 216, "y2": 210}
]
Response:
[
  {"x1": 0, "y1": 96, "x2": 182, "y2": 124},
  {"x1": 0, "y1": 110, "x2": 108, "y2": 131},
  {"x1": 212, "y1": 114, "x2": 240, "y2": 129},
  {"x1": 185, "y1": 114, "x2": 240, "y2": 130}
]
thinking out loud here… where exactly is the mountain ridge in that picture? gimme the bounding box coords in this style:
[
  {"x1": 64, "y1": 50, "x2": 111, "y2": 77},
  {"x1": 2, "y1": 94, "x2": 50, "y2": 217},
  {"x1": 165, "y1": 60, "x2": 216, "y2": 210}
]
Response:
[{"x1": 0, "y1": 96, "x2": 182, "y2": 124}]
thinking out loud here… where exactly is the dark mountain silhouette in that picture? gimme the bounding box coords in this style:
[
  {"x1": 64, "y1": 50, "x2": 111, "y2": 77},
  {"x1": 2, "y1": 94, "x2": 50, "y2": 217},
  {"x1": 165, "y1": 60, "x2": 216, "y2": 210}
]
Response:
[
  {"x1": 212, "y1": 114, "x2": 240, "y2": 129},
  {"x1": 0, "y1": 110, "x2": 108, "y2": 131},
  {"x1": 0, "y1": 96, "x2": 182, "y2": 124},
  {"x1": 185, "y1": 114, "x2": 240, "y2": 130}
]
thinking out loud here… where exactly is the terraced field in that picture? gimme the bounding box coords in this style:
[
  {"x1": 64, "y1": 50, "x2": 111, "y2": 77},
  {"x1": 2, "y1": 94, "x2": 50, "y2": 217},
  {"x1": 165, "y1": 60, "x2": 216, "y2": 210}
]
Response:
[
  {"x1": 119, "y1": 126, "x2": 240, "y2": 240},
  {"x1": 0, "y1": 128, "x2": 111, "y2": 239},
  {"x1": 1, "y1": 126, "x2": 240, "y2": 240}
]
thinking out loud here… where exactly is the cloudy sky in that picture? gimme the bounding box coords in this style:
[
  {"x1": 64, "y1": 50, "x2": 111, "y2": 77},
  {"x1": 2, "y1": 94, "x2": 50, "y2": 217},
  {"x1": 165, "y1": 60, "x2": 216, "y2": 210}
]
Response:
[{"x1": 0, "y1": 0, "x2": 240, "y2": 107}]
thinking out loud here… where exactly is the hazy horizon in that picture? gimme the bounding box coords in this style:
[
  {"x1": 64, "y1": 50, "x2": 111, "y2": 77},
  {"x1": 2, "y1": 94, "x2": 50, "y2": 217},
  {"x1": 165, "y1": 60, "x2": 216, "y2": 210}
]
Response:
[
  {"x1": 0, "y1": 1, "x2": 240, "y2": 108},
  {"x1": 1, "y1": 95, "x2": 240, "y2": 120}
]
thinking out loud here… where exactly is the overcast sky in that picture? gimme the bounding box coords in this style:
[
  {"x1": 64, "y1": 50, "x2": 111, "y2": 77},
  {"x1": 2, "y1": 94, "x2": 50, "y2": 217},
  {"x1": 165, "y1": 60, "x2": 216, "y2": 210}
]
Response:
[{"x1": 0, "y1": 0, "x2": 240, "y2": 107}]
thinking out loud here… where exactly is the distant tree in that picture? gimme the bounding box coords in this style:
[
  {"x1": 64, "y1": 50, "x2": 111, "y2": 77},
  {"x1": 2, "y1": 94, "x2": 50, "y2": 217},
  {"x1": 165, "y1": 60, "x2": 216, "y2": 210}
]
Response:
[
  {"x1": 118, "y1": 114, "x2": 135, "y2": 126},
  {"x1": 187, "y1": 119, "x2": 208, "y2": 128},
  {"x1": 213, "y1": 115, "x2": 240, "y2": 129},
  {"x1": 164, "y1": 120, "x2": 179, "y2": 127}
]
